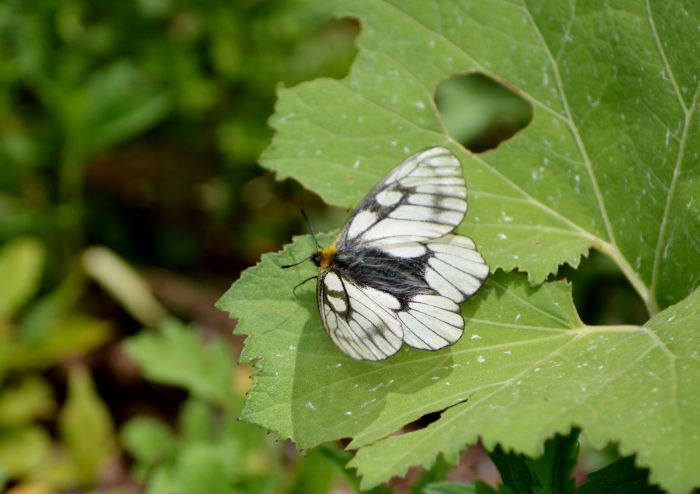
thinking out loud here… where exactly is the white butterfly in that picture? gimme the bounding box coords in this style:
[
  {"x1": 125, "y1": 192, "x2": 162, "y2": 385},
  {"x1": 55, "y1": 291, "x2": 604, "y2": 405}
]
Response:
[{"x1": 287, "y1": 147, "x2": 489, "y2": 361}]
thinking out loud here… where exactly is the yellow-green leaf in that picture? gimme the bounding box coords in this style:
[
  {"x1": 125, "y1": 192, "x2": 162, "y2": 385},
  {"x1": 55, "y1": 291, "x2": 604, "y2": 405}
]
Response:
[{"x1": 58, "y1": 366, "x2": 116, "y2": 485}]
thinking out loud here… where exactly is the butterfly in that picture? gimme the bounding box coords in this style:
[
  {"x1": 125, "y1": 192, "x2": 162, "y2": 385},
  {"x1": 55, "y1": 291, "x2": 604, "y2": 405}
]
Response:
[{"x1": 284, "y1": 147, "x2": 489, "y2": 361}]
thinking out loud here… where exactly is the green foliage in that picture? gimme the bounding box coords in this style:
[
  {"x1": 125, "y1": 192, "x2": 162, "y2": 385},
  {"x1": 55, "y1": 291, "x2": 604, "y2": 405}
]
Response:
[
  {"x1": 124, "y1": 319, "x2": 235, "y2": 406},
  {"x1": 58, "y1": 366, "x2": 117, "y2": 486},
  {"x1": 82, "y1": 246, "x2": 168, "y2": 327},
  {"x1": 421, "y1": 432, "x2": 664, "y2": 494},
  {"x1": 121, "y1": 321, "x2": 282, "y2": 494},
  {"x1": 0, "y1": 376, "x2": 55, "y2": 426},
  {"x1": 0, "y1": 237, "x2": 113, "y2": 488},
  {"x1": 290, "y1": 448, "x2": 337, "y2": 494},
  {"x1": 0, "y1": 0, "x2": 357, "y2": 271},
  {"x1": 423, "y1": 483, "x2": 479, "y2": 494},
  {"x1": 0, "y1": 425, "x2": 52, "y2": 480},
  {"x1": 219, "y1": 0, "x2": 700, "y2": 492},
  {"x1": 576, "y1": 457, "x2": 665, "y2": 494},
  {"x1": 486, "y1": 430, "x2": 579, "y2": 494},
  {"x1": 123, "y1": 319, "x2": 395, "y2": 494},
  {"x1": 2, "y1": 0, "x2": 697, "y2": 491},
  {"x1": 0, "y1": 237, "x2": 45, "y2": 320},
  {"x1": 0, "y1": 1, "x2": 360, "y2": 491}
]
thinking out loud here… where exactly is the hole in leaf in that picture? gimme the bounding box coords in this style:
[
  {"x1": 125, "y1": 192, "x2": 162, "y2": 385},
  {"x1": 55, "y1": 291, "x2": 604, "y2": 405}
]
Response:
[
  {"x1": 559, "y1": 251, "x2": 648, "y2": 326},
  {"x1": 282, "y1": 17, "x2": 360, "y2": 85},
  {"x1": 434, "y1": 73, "x2": 532, "y2": 153}
]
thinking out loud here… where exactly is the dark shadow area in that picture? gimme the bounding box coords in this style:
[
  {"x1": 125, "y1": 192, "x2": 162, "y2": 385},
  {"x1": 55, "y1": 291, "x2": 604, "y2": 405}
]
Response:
[
  {"x1": 291, "y1": 287, "x2": 457, "y2": 448},
  {"x1": 434, "y1": 73, "x2": 532, "y2": 153}
]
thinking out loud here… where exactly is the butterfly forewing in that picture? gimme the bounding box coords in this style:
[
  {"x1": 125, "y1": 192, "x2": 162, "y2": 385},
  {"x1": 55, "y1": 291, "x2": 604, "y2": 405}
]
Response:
[
  {"x1": 337, "y1": 147, "x2": 468, "y2": 249},
  {"x1": 313, "y1": 147, "x2": 488, "y2": 361}
]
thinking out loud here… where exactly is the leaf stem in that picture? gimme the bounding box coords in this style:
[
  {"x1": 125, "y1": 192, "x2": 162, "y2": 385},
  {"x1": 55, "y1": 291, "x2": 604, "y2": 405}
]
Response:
[
  {"x1": 593, "y1": 240, "x2": 659, "y2": 317},
  {"x1": 575, "y1": 324, "x2": 641, "y2": 334}
]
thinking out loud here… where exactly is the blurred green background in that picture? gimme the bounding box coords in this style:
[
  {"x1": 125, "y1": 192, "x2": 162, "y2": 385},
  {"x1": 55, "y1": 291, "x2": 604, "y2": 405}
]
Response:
[{"x1": 0, "y1": 1, "x2": 643, "y2": 493}]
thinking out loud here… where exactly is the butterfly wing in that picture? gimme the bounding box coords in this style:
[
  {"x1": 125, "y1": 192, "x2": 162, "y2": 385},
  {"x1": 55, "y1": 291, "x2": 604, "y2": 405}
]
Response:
[
  {"x1": 393, "y1": 234, "x2": 489, "y2": 350},
  {"x1": 338, "y1": 147, "x2": 468, "y2": 249},
  {"x1": 317, "y1": 269, "x2": 403, "y2": 360}
]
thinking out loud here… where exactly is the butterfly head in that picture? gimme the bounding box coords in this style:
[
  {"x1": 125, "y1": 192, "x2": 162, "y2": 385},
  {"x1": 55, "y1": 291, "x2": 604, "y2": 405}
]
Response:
[{"x1": 312, "y1": 246, "x2": 336, "y2": 269}]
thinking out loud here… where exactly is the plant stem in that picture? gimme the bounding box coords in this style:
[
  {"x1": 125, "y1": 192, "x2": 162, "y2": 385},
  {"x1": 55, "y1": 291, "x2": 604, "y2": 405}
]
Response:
[{"x1": 593, "y1": 239, "x2": 659, "y2": 317}]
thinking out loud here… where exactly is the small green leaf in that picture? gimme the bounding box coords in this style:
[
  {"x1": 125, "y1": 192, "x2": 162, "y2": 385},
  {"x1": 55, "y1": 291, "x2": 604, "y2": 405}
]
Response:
[
  {"x1": 82, "y1": 246, "x2": 168, "y2": 328},
  {"x1": 289, "y1": 448, "x2": 337, "y2": 494},
  {"x1": 145, "y1": 442, "x2": 241, "y2": 494},
  {"x1": 0, "y1": 237, "x2": 45, "y2": 321},
  {"x1": 422, "y1": 482, "x2": 480, "y2": 494},
  {"x1": 177, "y1": 443, "x2": 241, "y2": 494},
  {"x1": 79, "y1": 62, "x2": 170, "y2": 157},
  {"x1": 19, "y1": 270, "x2": 85, "y2": 341},
  {"x1": 121, "y1": 417, "x2": 177, "y2": 473},
  {"x1": 488, "y1": 429, "x2": 579, "y2": 494},
  {"x1": 577, "y1": 457, "x2": 664, "y2": 494},
  {"x1": 0, "y1": 376, "x2": 55, "y2": 426},
  {"x1": 179, "y1": 399, "x2": 215, "y2": 444},
  {"x1": 123, "y1": 319, "x2": 234, "y2": 406},
  {"x1": 58, "y1": 366, "x2": 116, "y2": 485},
  {"x1": 2, "y1": 314, "x2": 112, "y2": 373},
  {"x1": 0, "y1": 426, "x2": 51, "y2": 478}
]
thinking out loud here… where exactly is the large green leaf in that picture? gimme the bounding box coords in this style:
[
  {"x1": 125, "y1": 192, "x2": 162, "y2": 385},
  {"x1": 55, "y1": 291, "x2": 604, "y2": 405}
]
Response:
[
  {"x1": 260, "y1": 0, "x2": 699, "y2": 313},
  {"x1": 218, "y1": 235, "x2": 700, "y2": 493},
  {"x1": 220, "y1": 0, "x2": 700, "y2": 491},
  {"x1": 347, "y1": 282, "x2": 699, "y2": 492}
]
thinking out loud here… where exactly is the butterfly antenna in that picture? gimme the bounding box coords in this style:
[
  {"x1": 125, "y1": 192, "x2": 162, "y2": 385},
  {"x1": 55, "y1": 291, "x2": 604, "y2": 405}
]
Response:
[
  {"x1": 291, "y1": 275, "x2": 317, "y2": 297},
  {"x1": 300, "y1": 208, "x2": 321, "y2": 250},
  {"x1": 281, "y1": 256, "x2": 312, "y2": 269},
  {"x1": 281, "y1": 209, "x2": 322, "y2": 269}
]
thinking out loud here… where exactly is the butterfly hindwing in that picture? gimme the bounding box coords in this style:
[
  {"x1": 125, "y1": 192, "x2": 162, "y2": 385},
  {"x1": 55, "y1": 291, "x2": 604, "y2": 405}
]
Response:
[
  {"x1": 318, "y1": 270, "x2": 403, "y2": 361},
  {"x1": 397, "y1": 294, "x2": 464, "y2": 350},
  {"x1": 423, "y1": 234, "x2": 489, "y2": 303}
]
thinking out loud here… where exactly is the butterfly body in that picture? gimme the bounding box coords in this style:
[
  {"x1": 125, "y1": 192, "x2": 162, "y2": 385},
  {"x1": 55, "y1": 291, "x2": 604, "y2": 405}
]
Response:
[
  {"x1": 314, "y1": 247, "x2": 431, "y2": 306},
  {"x1": 302, "y1": 147, "x2": 488, "y2": 361}
]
